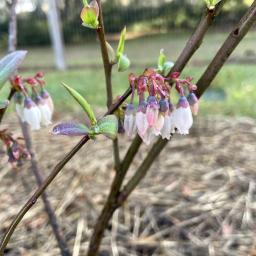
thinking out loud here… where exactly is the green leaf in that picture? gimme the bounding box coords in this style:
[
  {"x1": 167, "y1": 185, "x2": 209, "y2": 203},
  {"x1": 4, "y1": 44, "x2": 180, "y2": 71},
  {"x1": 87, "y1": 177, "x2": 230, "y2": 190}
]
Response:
[
  {"x1": 0, "y1": 51, "x2": 27, "y2": 90},
  {"x1": 158, "y1": 49, "x2": 166, "y2": 71},
  {"x1": 106, "y1": 42, "x2": 117, "y2": 63},
  {"x1": 52, "y1": 122, "x2": 91, "y2": 136},
  {"x1": 116, "y1": 27, "x2": 126, "y2": 57},
  {"x1": 81, "y1": 8, "x2": 99, "y2": 29},
  {"x1": 62, "y1": 83, "x2": 97, "y2": 125},
  {"x1": 0, "y1": 100, "x2": 9, "y2": 110},
  {"x1": 97, "y1": 115, "x2": 118, "y2": 140},
  {"x1": 117, "y1": 54, "x2": 130, "y2": 72},
  {"x1": 82, "y1": 0, "x2": 88, "y2": 6},
  {"x1": 204, "y1": 0, "x2": 221, "y2": 8}
]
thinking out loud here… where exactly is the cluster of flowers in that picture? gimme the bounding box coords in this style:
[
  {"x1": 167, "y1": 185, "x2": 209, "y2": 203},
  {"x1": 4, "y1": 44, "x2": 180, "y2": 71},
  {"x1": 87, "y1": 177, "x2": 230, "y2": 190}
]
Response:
[
  {"x1": 12, "y1": 72, "x2": 54, "y2": 130},
  {"x1": 123, "y1": 69, "x2": 199, "y2": 145},
  {"x1": 0, "y1": 130, "x2": 30, "y2": 168}
]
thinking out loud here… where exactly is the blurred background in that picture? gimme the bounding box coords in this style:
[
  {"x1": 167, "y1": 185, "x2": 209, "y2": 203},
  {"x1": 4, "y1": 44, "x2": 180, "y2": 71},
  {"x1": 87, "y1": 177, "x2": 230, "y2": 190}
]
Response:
[
  {"x1": 0, "y1": 1, "x2": 256, "y2": 255},
  {"x1": 0, "y1": 0, "x2": 256, "y2": 117}
]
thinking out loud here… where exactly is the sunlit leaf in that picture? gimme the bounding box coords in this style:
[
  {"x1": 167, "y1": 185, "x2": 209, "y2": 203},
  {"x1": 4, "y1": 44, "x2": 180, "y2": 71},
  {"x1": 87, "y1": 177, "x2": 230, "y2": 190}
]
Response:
[
  {"x1": 117, "y1": 27, "x2": 126, "y2": 58},
  {"x1": 0, "y1": 51, "x2": 27, "y2": 90},
  {"x1": 62, "y1": 83, "x2": 97, "y2": 125},
  {"x1": 97, "y1": 115, "x2": 118, "y2": 139},
  {"x1": 52, "y1": 122, "x2": 90, "y2": 136}
]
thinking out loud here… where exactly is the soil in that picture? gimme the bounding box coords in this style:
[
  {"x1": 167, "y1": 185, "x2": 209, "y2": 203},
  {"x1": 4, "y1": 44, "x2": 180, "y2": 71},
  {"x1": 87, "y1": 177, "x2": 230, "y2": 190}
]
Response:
[{"x1": 0, "y1": 115, "x2": 255, "y2": 256}]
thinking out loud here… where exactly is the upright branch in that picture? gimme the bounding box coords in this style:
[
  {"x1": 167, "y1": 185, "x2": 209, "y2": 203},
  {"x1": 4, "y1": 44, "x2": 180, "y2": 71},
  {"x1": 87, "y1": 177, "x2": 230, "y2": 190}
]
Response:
[
  {"x1": 196, "y1": 0, "x2": 256, "y2": 97},
  {"x1": 168, "y1": 0, "x2": 227, "y2": 74},
  {"x1": 95, "y1": 0, "x2": 113, "y2": 108},
  {"x1": 95, "y1": 0, "x2": 121, "y2": 170}
]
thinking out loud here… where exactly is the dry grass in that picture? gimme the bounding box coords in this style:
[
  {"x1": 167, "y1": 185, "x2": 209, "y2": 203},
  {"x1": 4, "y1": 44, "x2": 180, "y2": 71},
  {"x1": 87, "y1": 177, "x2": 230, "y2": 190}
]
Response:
[{"x1": 0, "y1": 114, "x2": 256, "y2": 256}]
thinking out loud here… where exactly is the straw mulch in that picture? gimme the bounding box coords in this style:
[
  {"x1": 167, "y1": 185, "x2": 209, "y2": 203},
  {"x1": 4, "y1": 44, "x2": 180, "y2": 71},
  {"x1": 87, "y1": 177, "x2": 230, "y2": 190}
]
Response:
[{"x1": 0, "y1": 115, "x2": 255, "y2": 256}]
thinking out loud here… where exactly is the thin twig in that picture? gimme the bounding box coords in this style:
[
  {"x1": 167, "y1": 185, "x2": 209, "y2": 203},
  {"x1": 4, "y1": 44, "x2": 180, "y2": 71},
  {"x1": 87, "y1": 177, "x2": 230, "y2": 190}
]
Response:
[
  {"x1": 196, "y1": 0, "x2": 256, "y2": 98},
  {"x1": 0, "y1": 87, "x2": 132, "y2": 255},
  {"x1": 0, "y1": 88, "x2": 15, "y2": 124},
  {"x1": 19, "y1": 121, "x2": 71, "y2": 256},
  {"x1": 96, "y1": 0, "x2": 121, "y2": 171}
]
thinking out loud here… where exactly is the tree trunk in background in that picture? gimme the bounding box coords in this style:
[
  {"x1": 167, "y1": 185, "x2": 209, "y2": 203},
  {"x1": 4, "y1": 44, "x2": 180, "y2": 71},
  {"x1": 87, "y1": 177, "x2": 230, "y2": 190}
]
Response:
[
  {"x1": 46, "y1": 0, "x2": 66, "y2": 70},
  {"x1": 8, "y1": 0, "x2": 17, "y2": 53}
]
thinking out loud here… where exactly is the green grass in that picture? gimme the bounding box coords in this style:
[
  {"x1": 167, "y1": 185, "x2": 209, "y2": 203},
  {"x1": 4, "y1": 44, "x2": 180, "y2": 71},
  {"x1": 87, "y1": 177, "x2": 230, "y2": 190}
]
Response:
[{"x1": 1, "y1": 30, "x2": 256, "y2": 117}]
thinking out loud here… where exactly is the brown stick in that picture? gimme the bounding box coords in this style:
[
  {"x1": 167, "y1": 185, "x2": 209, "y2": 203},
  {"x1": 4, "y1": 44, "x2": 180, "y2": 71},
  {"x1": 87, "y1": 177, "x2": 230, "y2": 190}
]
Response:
[
  {"x1": 96, "y1": 0, "x2": 121, "y2": 171},
  {"x1": 19, "y1": 121, "x2": 71, "y2": 256},
  {"x1": 196, "y1": 0, "x2": 256, "y2": 98},
  {"x1": 0, "y1": 87, "x2": 132, "y2": 255}
]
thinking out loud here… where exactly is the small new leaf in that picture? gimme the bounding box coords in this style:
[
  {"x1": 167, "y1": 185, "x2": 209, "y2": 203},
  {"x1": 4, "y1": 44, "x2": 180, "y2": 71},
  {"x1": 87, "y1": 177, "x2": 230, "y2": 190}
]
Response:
[
  {"x1": 62, "y1": 83, "x2": 97, "y2": 125},
  {"x1": 52, "y1": 122, "x2": 91, "y2": 136},
  {"x1": 106, "y1": 42, "x2": 117, "y2": 63},
  {"x1": 116, "y1": 27, "x2": 126, "y2": 58},
  {"x1": 0, "y1": 51, "x2": 27, "y2": 90},
  {"x1": 97, "y1": 115, "x2": 118, "y2": 140},
  {"x1": 158, "y1": 49, "x2": 166, "y2": 71},
  {"x1": 118, "y1": 54, "x2": 130, "y2": 72}
]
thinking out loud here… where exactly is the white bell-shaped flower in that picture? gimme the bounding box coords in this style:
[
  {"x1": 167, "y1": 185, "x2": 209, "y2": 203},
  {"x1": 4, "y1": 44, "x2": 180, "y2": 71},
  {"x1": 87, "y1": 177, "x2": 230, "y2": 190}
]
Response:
[
  {"x1": 161, "y1": 114, "x2": 172, "y2": 140},
  {"x1": 153, "y1": 114, "x2": 164, "y2": 136},
  {"x1": 172, "y1": 96, "x2": 193, "y2": 135},
  {"x1": 124, "y1": 104, "x2": 136, "y2": 138},
  {"x1": 35, "y1": 96, "x2": 52, "y2": 126},
  {"x1": 23, "y1": 98, "x2": 41, "y2": 130}
]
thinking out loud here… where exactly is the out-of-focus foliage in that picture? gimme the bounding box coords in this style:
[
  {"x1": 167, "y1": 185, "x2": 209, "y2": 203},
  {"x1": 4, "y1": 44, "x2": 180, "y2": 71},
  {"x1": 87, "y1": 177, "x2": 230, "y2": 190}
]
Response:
[{"x1": 0, "y1": 0, "x2": 252, "y2": 47}]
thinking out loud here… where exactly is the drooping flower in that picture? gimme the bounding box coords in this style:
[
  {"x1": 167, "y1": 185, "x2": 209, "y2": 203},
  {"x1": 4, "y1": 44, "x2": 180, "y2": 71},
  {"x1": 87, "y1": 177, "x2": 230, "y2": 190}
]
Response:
[
  {"x1": 146, "y1": 96, "x2": 159, "y2": 128},
  {"x1": 158, "y1": 98, "x2": 172, "y2": 140},
  {"x1": 35, "y1": 96, "x2": 52, "y2": 126},
  {"x1": 187, "y1": 92, "x2": 199, "y2": 115},
  {"x1": 40, "y1": 89, "x2": 54, "y2": 113},
  {"x1": 23, "y1": 97, "x2": 41, "y2": 130},
  {"x1": 124, "y1": 103, "x2": 136, "y2": 138},
  {"x1": 136, "y1": 97, "x2": 148, "y2": 138},
  {"x1": 172, "y1": 96, "x2": 193, "y2": 135}
]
